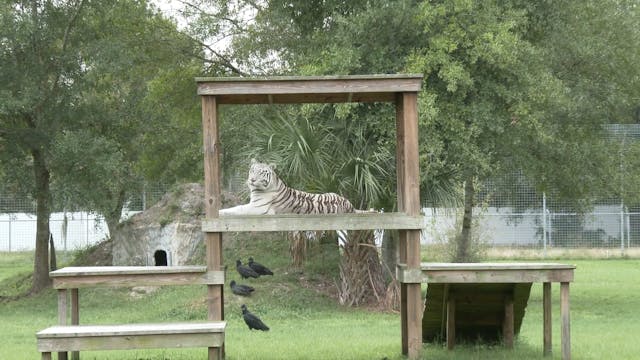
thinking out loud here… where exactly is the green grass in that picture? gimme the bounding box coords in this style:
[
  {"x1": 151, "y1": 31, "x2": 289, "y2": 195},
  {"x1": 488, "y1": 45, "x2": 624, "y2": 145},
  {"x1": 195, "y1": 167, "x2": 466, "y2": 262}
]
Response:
[{"x1": 1, "y1": 238, "x2": 640, "y2": 359}]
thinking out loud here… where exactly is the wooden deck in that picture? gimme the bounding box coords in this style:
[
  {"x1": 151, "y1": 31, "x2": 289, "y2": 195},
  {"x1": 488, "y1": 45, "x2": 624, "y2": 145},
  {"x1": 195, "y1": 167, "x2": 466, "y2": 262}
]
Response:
[
  {"x1": 397, "y1": 262, "x2": 575, "y2": 359},
  {"x1": 39, "y1": 266, "x2": 227, "y2": 360}
]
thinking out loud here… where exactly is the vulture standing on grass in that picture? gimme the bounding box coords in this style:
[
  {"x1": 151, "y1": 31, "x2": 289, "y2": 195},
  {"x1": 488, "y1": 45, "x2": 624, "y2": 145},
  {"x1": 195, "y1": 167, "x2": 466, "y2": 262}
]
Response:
[
  {"x1": 248, "y1": 257, "x2": 274, "y2": 276},
  {"x1": 241, "y1": 304, "x2": 270, "y2": 331},
  {"x1": 236, "y1": 259, "x2": 259, "y2": 279},
  {"x1": 230, "y1": 280, "x2": 255, "y2": 296}
]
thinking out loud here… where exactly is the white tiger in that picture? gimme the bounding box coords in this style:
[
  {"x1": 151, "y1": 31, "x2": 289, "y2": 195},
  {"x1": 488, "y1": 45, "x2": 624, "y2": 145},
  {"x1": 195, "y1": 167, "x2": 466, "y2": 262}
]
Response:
[{"x1": 220, "y1": 159, "x2": 359, "y2": 216}]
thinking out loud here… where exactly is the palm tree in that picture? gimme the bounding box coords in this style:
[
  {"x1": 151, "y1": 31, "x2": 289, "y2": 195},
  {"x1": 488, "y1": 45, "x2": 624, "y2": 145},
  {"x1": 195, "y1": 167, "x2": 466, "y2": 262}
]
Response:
[{"x1": 240, "y1": 104, "x2": 391, "y2": 305}]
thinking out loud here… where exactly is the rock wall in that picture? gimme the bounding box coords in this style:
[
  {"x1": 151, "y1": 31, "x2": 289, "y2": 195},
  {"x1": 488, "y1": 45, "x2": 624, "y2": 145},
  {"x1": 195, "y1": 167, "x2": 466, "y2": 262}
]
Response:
[{"x1": 112, "y1": 183, "x2": 206, "y2": 266}]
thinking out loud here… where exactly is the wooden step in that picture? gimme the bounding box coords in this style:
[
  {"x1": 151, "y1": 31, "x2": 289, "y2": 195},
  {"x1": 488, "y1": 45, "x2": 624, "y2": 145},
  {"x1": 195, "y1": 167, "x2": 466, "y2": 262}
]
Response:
[
  {"x1": 50, "y1": 266, "x2": 225, "y2": 289},
  {"x1": 37, "y1": 321, "x2": 225, "y2": 352}
]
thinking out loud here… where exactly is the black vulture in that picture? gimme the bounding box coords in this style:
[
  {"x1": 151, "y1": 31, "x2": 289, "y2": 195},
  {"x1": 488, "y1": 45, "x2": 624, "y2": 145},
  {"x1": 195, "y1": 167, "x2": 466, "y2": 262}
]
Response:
[
  {"x1": 236, "y1": 259, "x2": 259, "y2": 279},
  {"x1": 230, "y1": 280, "x2": 255, "y2": 296},
  {"x1": 248, "y1": 257, "x2": 274, "y2": 276},
  {"x1": 241, "y1": 304, "x2": 269, "y2": 331}
]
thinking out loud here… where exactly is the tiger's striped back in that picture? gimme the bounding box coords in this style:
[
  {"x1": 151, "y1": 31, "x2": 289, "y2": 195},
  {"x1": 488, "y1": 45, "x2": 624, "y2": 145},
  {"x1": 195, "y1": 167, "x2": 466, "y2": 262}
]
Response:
[
  {"x1": 245, "y1": 159, "x2": 355, "y2": 215},
  {"x1": 272, "y1": 185, "x2": 355, "y2": 214}
]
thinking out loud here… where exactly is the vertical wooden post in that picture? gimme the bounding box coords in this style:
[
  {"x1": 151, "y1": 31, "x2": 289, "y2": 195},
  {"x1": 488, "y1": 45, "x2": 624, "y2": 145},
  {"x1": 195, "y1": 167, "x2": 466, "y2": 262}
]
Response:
[
  {"x1": 57, "y1": 289, "x2": 68, "y2": 360},
  {"x1": 202, "y1": 95, "x2": 224, "y2": 360},
  {"x1": 543, "y1": 282, "x2": 552, "y2": 356},
  {"x1": 503, "y1": 294, "x2": 514, "y2": 349},
  {"x1": 70, "y1": 289, "x2": 79, "y2": 360},
  {"x1": 560, "y1": 282, "x2": 571, "y2": 360},
  {"x1": 446, "y1": 296, "x2": 456, "y2": 350},
  {"x1": 396, "y1": 92, "x2": 422, "y2": 359}
]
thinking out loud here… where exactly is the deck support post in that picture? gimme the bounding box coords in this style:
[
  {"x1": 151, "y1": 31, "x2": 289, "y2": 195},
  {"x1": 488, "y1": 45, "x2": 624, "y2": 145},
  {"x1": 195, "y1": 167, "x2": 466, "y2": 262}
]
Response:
[
  {"x1": 57, "y1": 289, "x2": 68, "y2": 360},
  {"x1": 202, "y1": 95, "x2": 224, "y2": 360},
  {"x1": 446, "y1": 296, "x2": 456, "y2": 350},
  {"x1": 503, "y1": 295, "x2": 514, "y2": 348},
  {"x1": 560, "y1": 282, "x2": 571, "y2": 360},
  {"x1": 543, "y1": 282, "x2": 552, "y2": 356},
  {"x1": 396, "y1": 92, "x2": 422, "y2": 359}
]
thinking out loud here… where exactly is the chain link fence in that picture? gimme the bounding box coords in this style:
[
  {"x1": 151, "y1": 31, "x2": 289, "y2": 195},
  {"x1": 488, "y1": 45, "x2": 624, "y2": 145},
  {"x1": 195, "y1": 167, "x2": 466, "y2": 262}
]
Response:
[
  {"x1": 0, "y1": 183, "x2": 169, "y2": 252},
  {"x1": 3, "y1": 125, "x2": 640, "y2": 254}
]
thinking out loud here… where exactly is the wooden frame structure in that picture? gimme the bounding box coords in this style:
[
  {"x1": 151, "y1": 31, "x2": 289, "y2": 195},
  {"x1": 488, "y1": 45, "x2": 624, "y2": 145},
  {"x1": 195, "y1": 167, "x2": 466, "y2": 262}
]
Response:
[
  {"x1": 196, "y1": 74, "x2": 424, "y2": 358},
  {"x1": 398, "y1": 262, "x2": 575, "y2": 359},
  {"x1": 37, "y1": 266, "x2": 226, "y2": 360}
]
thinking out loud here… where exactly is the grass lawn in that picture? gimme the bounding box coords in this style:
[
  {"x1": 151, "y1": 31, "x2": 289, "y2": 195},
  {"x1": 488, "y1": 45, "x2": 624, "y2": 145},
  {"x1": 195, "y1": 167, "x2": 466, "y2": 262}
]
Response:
[{"x1": 1, "y1": 239, "x2": 639, "y2": 359}]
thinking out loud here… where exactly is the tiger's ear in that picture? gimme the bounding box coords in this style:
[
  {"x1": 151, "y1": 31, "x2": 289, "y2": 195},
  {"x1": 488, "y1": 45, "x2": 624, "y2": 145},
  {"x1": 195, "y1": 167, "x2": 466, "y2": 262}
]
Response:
[
  {"x1": 250, "y1": 158, "x2": 258, "y2": 165},
  {"x1": 268, "y1": 163, "x2": 277, "y2": 170}
]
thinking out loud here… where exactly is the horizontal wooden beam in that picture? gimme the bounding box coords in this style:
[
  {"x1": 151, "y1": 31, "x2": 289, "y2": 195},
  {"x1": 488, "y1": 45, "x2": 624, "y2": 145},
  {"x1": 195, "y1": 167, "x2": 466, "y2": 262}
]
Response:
[
  {"x1": 196, "y1": 74, "x2": 423, "y2": 104},
  {"x1": 397, "y1": 263, "x2": 575, "y2": 283},
  {"x1": 37, "y1": 322, "x2": 226, "y2": 351},
  {"x1": 50, "y1": 266, "x2": 224, "y2": 288},
  {"x1": 202, "y1": 212, "x2": 424, "y2": 232}
]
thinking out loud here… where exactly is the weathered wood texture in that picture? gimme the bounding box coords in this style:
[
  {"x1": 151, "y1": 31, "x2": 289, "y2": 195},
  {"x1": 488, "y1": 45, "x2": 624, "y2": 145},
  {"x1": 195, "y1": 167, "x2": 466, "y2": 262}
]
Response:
[
  {"x1": 543, "y1": 282, "x2": 552, "y2": 356},
  {"x1": 37, "y1": 322, "x2": 226, "y2": 351},
  {"x1": 202, "y1": 213, "x2": 423, "y2": 232},
  {"x1": 197, "y1": 74, "x2": 424, "y2": 360},
  {"x1": 196, "y1": 75, "x2": 423, "y2": 104},
  {"x1": 50, "y1": 266, "x2": 224, "y2": 288},
  {"x1": 397, "y1": 263, "x2": 575, "y2": 283},
  {"x1": 422, "y1": 283, "x2": 532, "y2": 344},
  {"x1": 561, "y1": 282, "x2": 571, "y2": 360},
  {"x1": 407, "y1": 262, "x2": 575, "y2": 359}
]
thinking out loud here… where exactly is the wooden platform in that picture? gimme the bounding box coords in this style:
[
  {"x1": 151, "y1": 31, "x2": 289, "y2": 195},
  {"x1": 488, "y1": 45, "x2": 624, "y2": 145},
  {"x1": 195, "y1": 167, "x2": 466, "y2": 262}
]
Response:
[
  {"x1": 49, "y1": 266, "x2": 224, "y2": 288},
  {"x1": 397, "y1": 262, "x2": 575, "y2": 359},
  {"x1": 37, "y1": 322, "x2": 225, "y2": 359},
  {"x1": 39, "y1": 266, "x2": 227, "y2": 360},
  {"x1": 422, "y1": 283, "x2": 532, "y2": 343}
]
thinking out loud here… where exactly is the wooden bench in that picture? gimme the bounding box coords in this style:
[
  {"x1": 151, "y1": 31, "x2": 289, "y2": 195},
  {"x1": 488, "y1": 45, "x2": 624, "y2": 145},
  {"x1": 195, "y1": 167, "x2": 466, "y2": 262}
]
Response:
[
  {"x1": 37, "y1": 322, "x2": 225, "y2": 360},
  {"x1": 37, "y1": 266, "x2": 226, "y2": 360}
]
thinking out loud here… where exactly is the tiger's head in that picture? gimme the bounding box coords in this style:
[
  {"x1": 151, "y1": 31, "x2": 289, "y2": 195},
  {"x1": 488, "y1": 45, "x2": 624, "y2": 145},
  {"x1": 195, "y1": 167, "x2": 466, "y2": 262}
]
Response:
[{"x1": 247, "y1": 158, "x2": 278, "y2": 192}]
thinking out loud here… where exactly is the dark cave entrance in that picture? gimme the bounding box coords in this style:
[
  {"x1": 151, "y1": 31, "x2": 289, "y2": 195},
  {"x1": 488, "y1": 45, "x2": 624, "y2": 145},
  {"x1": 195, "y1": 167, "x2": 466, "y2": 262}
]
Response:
[{"x1": 154, "y1": 250, "x2": 168, "y2": 266}]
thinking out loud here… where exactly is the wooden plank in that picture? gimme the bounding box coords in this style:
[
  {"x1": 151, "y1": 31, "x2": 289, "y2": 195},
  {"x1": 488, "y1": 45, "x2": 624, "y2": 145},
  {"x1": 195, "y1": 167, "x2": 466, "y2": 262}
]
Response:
[
  {"x1": 205, "y1": 92, "x2": 398, "y2": 104},
  {"x1": 446, "y1": 297, "x2": 456, "y2": 350},
  {"x1": 57, "y1": 289, "x2": 67, "y2": 324},
  {"x1": 398, "y1": 92, "x2": 422, "y2": 359},
  {"x1": 503, "y1": 295, "x2": 514, "y2": 348},
  {"x1": 420, "y1": 263, "x2": 576, "y2": 271},
  {"x1": 51, "y1": 266, "x2": 208, "y2": 277},
  {"x1": 202, "y1": 95, "x2": 221, "y2": 218},
  {"x1": 543, "y1": 282, "x2": 552, "y2": 356},
  {"x1": 202, "y1": 213, "x2": 424, "y2": 232},
  {"x1": 561, "y1": 282, "x2": 571, "y2": 360},
  {"x1": 37, "y1": 322, "x2": 225, "y2": 338},
  {"x1": 397, "y1": 263, "x2": 575, "y2": 283},
  {"x1": 70, "y1": 289, "x2": 79, "y2": 360},
  {"x1": 57, "y1": 289, "x2": 68, "y2": 360},
  {"x1": 51, "y1": 268, "x2": 224, "y2": 288},
  {"x1": 201, "y1": 94, "x2": 224, "y2": 360},
  {"x1": 38, "y1": 332, "x2": 224, "y2": 351},
  {"x1": 196, "y1": 75, "x2": 423, "y2": 102}
]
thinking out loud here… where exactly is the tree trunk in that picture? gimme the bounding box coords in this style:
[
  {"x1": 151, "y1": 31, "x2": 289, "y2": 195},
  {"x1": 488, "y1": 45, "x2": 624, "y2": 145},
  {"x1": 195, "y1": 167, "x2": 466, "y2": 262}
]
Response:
[
  {"x1": 289, "y1": 231, "x2": 307, "y2": 268},
  {"x1": 104, "y1": 189, "x2": 127, "y2": 240},
  {"x1": 381, "y1": 229, "x2": 398, "y2": 281},
  {"x1": 337, "y1": 230, "x2": 386, "y2": 307},
  {"x1": 31, "y1": 148, "x2": 52, "y2": 293},
  {"x1": 455, "y1": 177, "x2": 475, "y2": 262}
]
